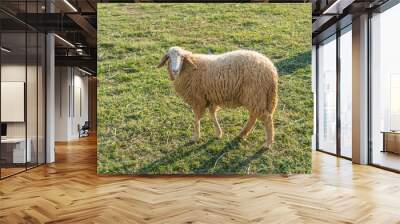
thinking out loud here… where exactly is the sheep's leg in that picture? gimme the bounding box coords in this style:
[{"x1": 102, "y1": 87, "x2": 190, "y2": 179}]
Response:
[
  {"x1": 209, "y1": 106, "x2": 223, "y2": 139},
  {"x1": 238, "y1": 112, "x2": 257, "y2": 139},
  {"x1": 192, "y1": 108, "x2": 205, "y2": 142},
  {"x1": 260, "y1": 113, "x2": 274, "y2": 148}
]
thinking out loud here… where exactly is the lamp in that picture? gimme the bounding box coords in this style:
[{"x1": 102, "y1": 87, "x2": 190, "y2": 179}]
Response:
[
  {"x1": 54, "y1": 34, "x2": 75, "y2": 48},
  {"x1": 1, "y1": 47, "x2": 11, "y2": 53},
  {"x1": 63, "y1": 0, "x2": 78, "y2": 12}
]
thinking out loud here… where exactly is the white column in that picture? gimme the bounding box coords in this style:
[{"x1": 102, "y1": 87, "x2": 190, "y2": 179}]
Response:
[
  {"x1": 352, "y1": 14, "x2": 369, "y2": 164},
  {"x1": 46, "y1": 34, "x2": 55, "y2": 163},
  {"x1": 46, "y1": 32, "x2": 55, "y2": 163}
]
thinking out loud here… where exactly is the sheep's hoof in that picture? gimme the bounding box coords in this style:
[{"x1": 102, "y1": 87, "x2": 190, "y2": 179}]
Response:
[
  {"x1": 234, "y1": 136, "x2": 245, "y2": 142},
  {"x1": 190, "y1": 137, "x2": 200, "y2": 144},
  {"x1": 215, "y1": 132, "x2": 223, "y2": 139},
  {"x1": 261, "y1": 142, "x2": 273, "y2": 149},
  {"x1": 237, "y1": 134, "x2": 247, "y2": 141},
  {"x1": 186, "y1": 140, "x2": 196, "y2": 146},
  {"x1": 238, "y1": 131, "x2": 251, "y2": 140}
]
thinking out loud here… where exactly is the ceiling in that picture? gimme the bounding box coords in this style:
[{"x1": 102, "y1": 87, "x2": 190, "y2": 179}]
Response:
[
  {"x1": 0, "y1": 0, "x2": 100, "y2": 75},
  {"x1": 312, "y1": 0, "x2": 391, "y2": 43}
]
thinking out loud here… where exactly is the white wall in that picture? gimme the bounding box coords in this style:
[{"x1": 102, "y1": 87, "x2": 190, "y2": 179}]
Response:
[
  {"x1": 1, "y1": 65, "x2": 26, "y2": 140},
  {"x1": 55, "y1": 67, "x2": 70, "y2": 141},
  {"x1": 1, "y1": 63, "x2": 46, "y2": 164},
  {"x1": 55, "y1": 67, "x2": 89, "y2": 141},
  {"x1": 72, "y1": 72, "x2": 89, "y2": 138},
  {"x1": 1, "y1": 65, "x2": 33, "y2": 138},
  {"x1": 1, "y1": 64, "x2": 25, "y2": 81}
]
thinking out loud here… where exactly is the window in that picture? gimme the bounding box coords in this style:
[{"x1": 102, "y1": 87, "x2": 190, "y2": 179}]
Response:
[
  {"x1": 370, "y1": 3, "x2": 400, "y2": 171},
  {"x1": 0, "y1": 3, "x2": 46, "y2": 179},
  {"x1": 339, "y1": 26, "x2": 352, "y2": 158},
  {"x1": 317, "y1": 35, "x2": 337, "y2": 154}
]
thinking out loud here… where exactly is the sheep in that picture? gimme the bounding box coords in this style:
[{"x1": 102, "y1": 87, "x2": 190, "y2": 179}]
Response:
[{"x1": 157, "y1": 46, "x2": 278, "y2": 148}]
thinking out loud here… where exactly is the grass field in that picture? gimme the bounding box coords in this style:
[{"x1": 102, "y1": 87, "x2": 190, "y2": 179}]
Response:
[{"x1": 97, "y1": 3, "x2": 312, "y2": 174}]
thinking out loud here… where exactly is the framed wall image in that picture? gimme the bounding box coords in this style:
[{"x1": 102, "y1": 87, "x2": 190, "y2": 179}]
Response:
[
  {"x1": 97, "y1": 3, "x2": 312, "y2": 175},
  {"x1": 1, "y1": 82, "x2": 25, "y2": 122}
]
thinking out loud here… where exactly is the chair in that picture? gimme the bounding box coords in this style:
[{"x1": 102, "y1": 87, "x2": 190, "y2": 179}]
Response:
[{"x1": 79, "y1": 121, "x2": 90, "y2": 138}]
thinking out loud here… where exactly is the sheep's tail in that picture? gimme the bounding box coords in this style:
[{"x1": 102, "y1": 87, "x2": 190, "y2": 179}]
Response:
[{"x1": 267, "y1": 82, "x2": 278, "y2": 114}]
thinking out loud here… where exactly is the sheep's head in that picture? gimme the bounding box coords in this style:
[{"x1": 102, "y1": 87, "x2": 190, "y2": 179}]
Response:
[{"x1": 157, "y1": 46, "x2": 197, "y2": 80}]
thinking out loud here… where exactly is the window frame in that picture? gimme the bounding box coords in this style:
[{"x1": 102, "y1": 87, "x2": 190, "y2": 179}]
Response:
[{"x1": 315, "y1": 23, "x2": 353, "y2": 161}]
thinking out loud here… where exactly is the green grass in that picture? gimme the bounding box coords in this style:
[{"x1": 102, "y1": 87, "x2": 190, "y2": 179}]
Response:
[{"x1": 97, "y1": 3, "x2": 312, "y2": 174}]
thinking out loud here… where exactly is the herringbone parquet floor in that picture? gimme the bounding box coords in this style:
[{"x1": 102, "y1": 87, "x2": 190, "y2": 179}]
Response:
[{"x1": 1, "y1": 135, "x2": 400, "y2": 224}]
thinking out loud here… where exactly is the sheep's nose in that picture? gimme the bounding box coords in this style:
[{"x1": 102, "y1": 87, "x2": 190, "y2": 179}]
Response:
[{"x1": 172, "y1": 69, "x2": 179, "y2": 74}]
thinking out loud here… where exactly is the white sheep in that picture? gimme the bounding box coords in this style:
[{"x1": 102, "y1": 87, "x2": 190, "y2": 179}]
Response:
[{"x1": 157, "y1": 46, "x2": 278, "y2": 148}]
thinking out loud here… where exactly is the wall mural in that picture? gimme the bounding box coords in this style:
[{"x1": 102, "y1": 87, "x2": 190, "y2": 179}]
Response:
[{"x1": 97, "y1": 3, "x2": 312, "y2": 175}]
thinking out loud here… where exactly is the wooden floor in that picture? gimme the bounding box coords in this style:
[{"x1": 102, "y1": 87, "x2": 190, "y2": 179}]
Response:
[
  {"x1": 1, "y1": 136, "x2": 400, "y2": 223},
  {"x1": 0, "y1": 167, "x2": 26, "y2": 178}
]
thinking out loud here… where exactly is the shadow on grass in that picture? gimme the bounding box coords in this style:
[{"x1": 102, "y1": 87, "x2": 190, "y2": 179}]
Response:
[
  {"x1": 194, "y1": 137, "x2": 242, "y2": 173},
  {"x1": 276, "y1": 50, "x2": 311, "y2": 76},
  {"x1": 212, "y1": 146, "x2": 268, "y2": 174},
  {"x1": 137, "y1": 137, "x2": 245, "y2": 174},
  {"x1": 137, "y1": 139, "x2": 217, "y2": 173}
]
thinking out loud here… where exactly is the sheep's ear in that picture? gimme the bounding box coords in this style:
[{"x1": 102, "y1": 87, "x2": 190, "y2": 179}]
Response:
[
  {"x1": 184, "y1": 54, "x2": 197, "y2": 69},
  {"x1": 157, "y1": 54, "x2": 169, "y2": 68}
]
